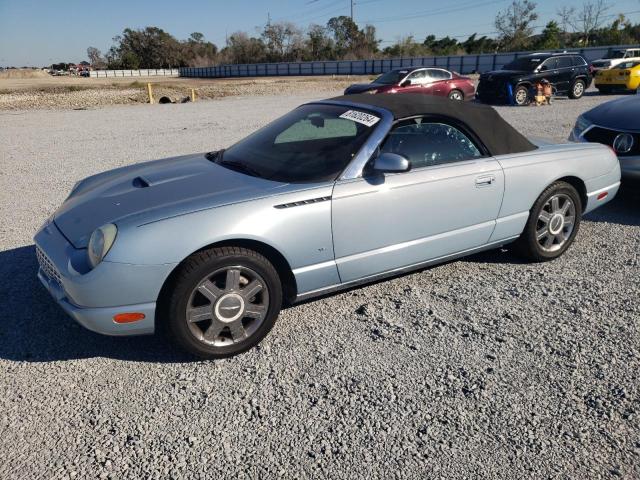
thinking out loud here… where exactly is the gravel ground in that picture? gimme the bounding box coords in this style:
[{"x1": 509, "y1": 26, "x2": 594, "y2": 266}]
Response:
[
  {"x1": 0, "y1": 76, "x2": 371, "y2": 110},
  {"x1": 1, "y1": 92, "x2": 639, "y2": 479}
]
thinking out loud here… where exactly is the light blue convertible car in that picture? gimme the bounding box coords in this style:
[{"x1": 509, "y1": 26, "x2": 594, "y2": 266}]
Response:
[{"x1": 35, "y1": 94, "x2": 621, "y2": 358}]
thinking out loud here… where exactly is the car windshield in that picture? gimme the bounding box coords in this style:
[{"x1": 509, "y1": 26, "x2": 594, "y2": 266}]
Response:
[
  {"x1": 502, "y1": 57, "x2": 542, "y2": 71},
  {"x1": 614, "y1": 61, "x2": 640, "y2": 69},
  {"x1": 218, "y1": 104, "x2": 378, "y2": 183},
  {"x1": 604, "y1": 50, "x2": 626, "y2": 59},
  {"x1": 374, "y1": 69, "x2": 409, "y2": 85}
]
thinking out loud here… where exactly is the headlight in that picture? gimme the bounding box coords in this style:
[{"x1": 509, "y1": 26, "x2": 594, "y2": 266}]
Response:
[
  {"x1": 573, "y1": 115, "x2": 592, "y2": 138},
  {"x1": 87, "y1": 223, "x2": 117, "y2": 268}
]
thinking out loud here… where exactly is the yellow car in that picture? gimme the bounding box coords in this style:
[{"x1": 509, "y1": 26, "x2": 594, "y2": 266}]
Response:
[{"x1": 595, "y1": 61, "x2": 640, "y2": 93}]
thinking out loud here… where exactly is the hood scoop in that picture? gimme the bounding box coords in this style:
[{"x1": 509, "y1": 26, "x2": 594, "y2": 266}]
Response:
[
  {"x1": 131, "y1": 168, "x2": 202, "y2": 189},
  {"x1": 132, "y1": 176, "x2": 150, "y2": 188}
]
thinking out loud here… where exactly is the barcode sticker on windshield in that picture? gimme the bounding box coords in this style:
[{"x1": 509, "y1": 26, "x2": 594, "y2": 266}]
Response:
[{"x1": 340, "y1": 110, "x2": 380, "y2": 127}]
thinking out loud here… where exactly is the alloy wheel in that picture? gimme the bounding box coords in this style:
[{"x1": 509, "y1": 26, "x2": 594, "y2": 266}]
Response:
[
  {"x1": 536, "y1": 194, "x2": 576, "y2": 253},
  {"x1": 573, "y1": 81, "x2": 585, "y2": 97},
  {"x1": 449, "y1": 90, "x2": 463, "y2": 100},
  {"x1": 186, "y1": 266, "x2": 269, "y2": 347},
  {"x1": 514, "y1": 87, "x2": 528, "y2": 106}
]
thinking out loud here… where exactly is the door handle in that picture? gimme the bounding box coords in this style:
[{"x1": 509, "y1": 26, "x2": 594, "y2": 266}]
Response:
[{"x1": 475, "y1": 175, "x2": 495, "y2": 187}]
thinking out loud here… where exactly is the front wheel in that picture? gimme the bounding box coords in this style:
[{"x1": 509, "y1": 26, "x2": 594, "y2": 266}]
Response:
[
  {"x1": 569, "y1": 79, "x2": 586, "y2": 99},
  {"x1": 513, "y1": 85, "x2": 530, "y2": 106},
  {"x1": 513, "y1": 182, "x2": 582, "y2": 262},
  {"x1": 448, "y1": 89, "x2": 464, "y2": 101},
  {"x1": 163, "y1": 247, "x2": 283, "y2": 359}
]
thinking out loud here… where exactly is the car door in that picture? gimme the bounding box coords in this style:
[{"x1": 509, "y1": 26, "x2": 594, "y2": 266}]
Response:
[
  {"x1": 331, "y1": 119, "x2": 505, "y2": 283},
  {"x1": 554, "y1": 56, "x2": 574, "y2": 92},
  {"x1": 536, "y1": 57, "x2": 556, "y2": 80},
  {"x1": 426, "y1": 69, "x2": 450, "y2": 96}
]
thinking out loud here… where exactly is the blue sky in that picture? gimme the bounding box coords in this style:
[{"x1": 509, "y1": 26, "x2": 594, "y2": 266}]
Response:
[{"x1": 1, "y1": 0, "x2": 639, "y2": 66}]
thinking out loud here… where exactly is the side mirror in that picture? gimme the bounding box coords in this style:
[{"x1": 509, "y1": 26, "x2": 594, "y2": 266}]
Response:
[
  {"x1": 539, "y1": 65, "x2": 548, "y2": 72},
  {"x1": 373, "y1": 152, "x2": 411, "y2": 173},
  {"x1": 400, "y1": 79, "x2": 412, "y2": 87}
]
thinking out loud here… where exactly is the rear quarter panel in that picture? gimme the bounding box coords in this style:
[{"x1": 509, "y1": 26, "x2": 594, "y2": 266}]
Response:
[{"x1": 490, "y1": 142, "x2": 619, "y2": 241}]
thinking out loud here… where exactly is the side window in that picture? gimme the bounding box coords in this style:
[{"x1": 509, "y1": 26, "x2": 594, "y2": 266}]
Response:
[
  {"x1": 541, "y1": 57, "x2": 558, "y2": 71},
  {"x1": 572, "y1": 56, "x2": 586, "y2": 66},
  {"x1": 557, "y1": 56, "x2": 573, "y2": 69},
  {"x1": 275, "y1": 114, "x2": 357, "y2": 144},
  {"x1": 407, "y1": 70, "x2": 427, "y2": 84},
  {"x1": 428, "y1": 69, "x2": 451, "y2": 80},
  {"x1": 380, "y1": 120, "x2": 483, "y2": 169}
]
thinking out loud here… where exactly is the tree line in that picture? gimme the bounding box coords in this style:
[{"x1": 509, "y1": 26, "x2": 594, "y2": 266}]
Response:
[{"x1": 85, "y1": 1, "x2": 640, "y2": 69}]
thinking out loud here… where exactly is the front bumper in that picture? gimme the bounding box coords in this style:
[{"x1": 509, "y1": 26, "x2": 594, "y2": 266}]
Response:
[
  {"x1": 569, "y1": 128, "x2": 640, "y2": 180},
  {"x1": 34, "y1": 221, "x2": 177, "y2": 336},
  {"x1": 619, "y1": 155, "x2": 640, "y2": 179}
]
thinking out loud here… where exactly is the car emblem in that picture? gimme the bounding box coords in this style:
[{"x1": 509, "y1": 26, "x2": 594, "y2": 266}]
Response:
[{"x1": 613, "y1": 133, "x2": 635, "y2": 154}]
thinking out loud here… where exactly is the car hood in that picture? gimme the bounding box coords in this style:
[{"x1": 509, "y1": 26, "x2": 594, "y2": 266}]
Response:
[
  {"x1": 54, "y1": 153, "x2": 291, "y2": 248},
  {"x1": 583, "y1": 96, "x2": 640, "y2": 131},
  {"x1": 344, "y1": 82, "x2": 385, "y2": 94}
]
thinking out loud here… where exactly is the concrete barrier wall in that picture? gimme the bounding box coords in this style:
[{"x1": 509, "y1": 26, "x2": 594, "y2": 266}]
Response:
[
  {"x1": 179, "y1": 44, "x2": 640, "y2": 78},
  {"x1": 89, "y1": 69, "x2": 179, "y2": 78}
]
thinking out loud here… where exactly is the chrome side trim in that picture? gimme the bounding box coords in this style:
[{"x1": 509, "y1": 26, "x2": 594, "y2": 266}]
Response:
[
  {"x1": 274, "y1": 196, "x2": 331, "y2": 209},
  {"x1": 294, "y1": 236, "x2": 519, "y2": 303}
]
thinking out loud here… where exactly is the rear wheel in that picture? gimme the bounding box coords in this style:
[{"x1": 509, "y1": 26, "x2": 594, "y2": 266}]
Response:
[
  {"x1": 569, "y1": 79, "x2": 586, "y2": 99},
  {"x1": 164, "y1": 247, "x2": 282, "y2": 359},
  {"x1": 448, "y1": 89, "x2": 464, "y2": 101},
  {"x1": 513, "y1": 182, "x2": 582, "y2": 262},
  {"x1": 513, "y1": 85, "x2": 530, "y2": 106}
]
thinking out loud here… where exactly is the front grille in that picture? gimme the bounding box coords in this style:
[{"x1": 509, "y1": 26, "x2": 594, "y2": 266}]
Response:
[
  {"x1": 36, "y1": 246, "x2": 63, "y2": 289},
  {"x1": 584, "y1": 126, "x2": 640, "y2": 157}
]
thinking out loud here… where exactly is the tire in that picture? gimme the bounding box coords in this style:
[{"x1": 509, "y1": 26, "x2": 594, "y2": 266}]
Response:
[
  {"x1": 448, "y1": 89, "x2": 464, "y2": 101},
  {"x1": 569, "y1": 79, "x2": 586, "y2": 99},
  {"x1": 513, "y1": 85, "x2": 530, "y2": 106},
  {"x1": 513, "y1": 182, "x2": 582, "y2": 262},
  {"x1": 163, "y1": 246, "x2": 283, "y2": 359}
]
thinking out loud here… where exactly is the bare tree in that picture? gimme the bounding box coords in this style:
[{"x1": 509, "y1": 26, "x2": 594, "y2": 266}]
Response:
[
  {"x1": 494, "y1": 0, "x2": 539, "y2": 51},
  {"x1": 86, "y1": 47, "x2": 106, "y2": 69},
  {"x1": 556, "y1": 6, "x2": 576, "y2": 47},
  {"x1": 571, "y1": 0, "x2": 610, "y2": 45}
]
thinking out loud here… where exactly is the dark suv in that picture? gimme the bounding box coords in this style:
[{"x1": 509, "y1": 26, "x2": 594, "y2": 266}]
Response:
[{"x1": 476, "y1": 53, "x2": 592, "y2": 106}]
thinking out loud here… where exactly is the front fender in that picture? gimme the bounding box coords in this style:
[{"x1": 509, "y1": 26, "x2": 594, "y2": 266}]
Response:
[{"x1": 107, "y1": 185, "x2": 336, "y2": 273}]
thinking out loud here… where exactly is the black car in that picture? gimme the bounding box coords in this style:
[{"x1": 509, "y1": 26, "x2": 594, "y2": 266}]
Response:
[{"x1": 476, "y1": 53, "x2": 592, "y2": 106}]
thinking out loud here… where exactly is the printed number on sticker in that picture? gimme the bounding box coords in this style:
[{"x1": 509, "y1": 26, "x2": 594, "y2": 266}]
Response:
[{"x1": 339, "y1": 110, "x2": 380, "y2": 127}]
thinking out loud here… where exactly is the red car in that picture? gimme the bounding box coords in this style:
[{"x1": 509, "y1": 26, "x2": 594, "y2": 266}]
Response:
[{"x1": 344, "y1": 67, "x2": 476, "y2": 101}]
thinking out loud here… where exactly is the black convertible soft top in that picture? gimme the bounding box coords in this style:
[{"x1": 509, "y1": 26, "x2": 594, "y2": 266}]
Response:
[{"x1": 330, "y1": 93, "x2": 537, "y2": 156}]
